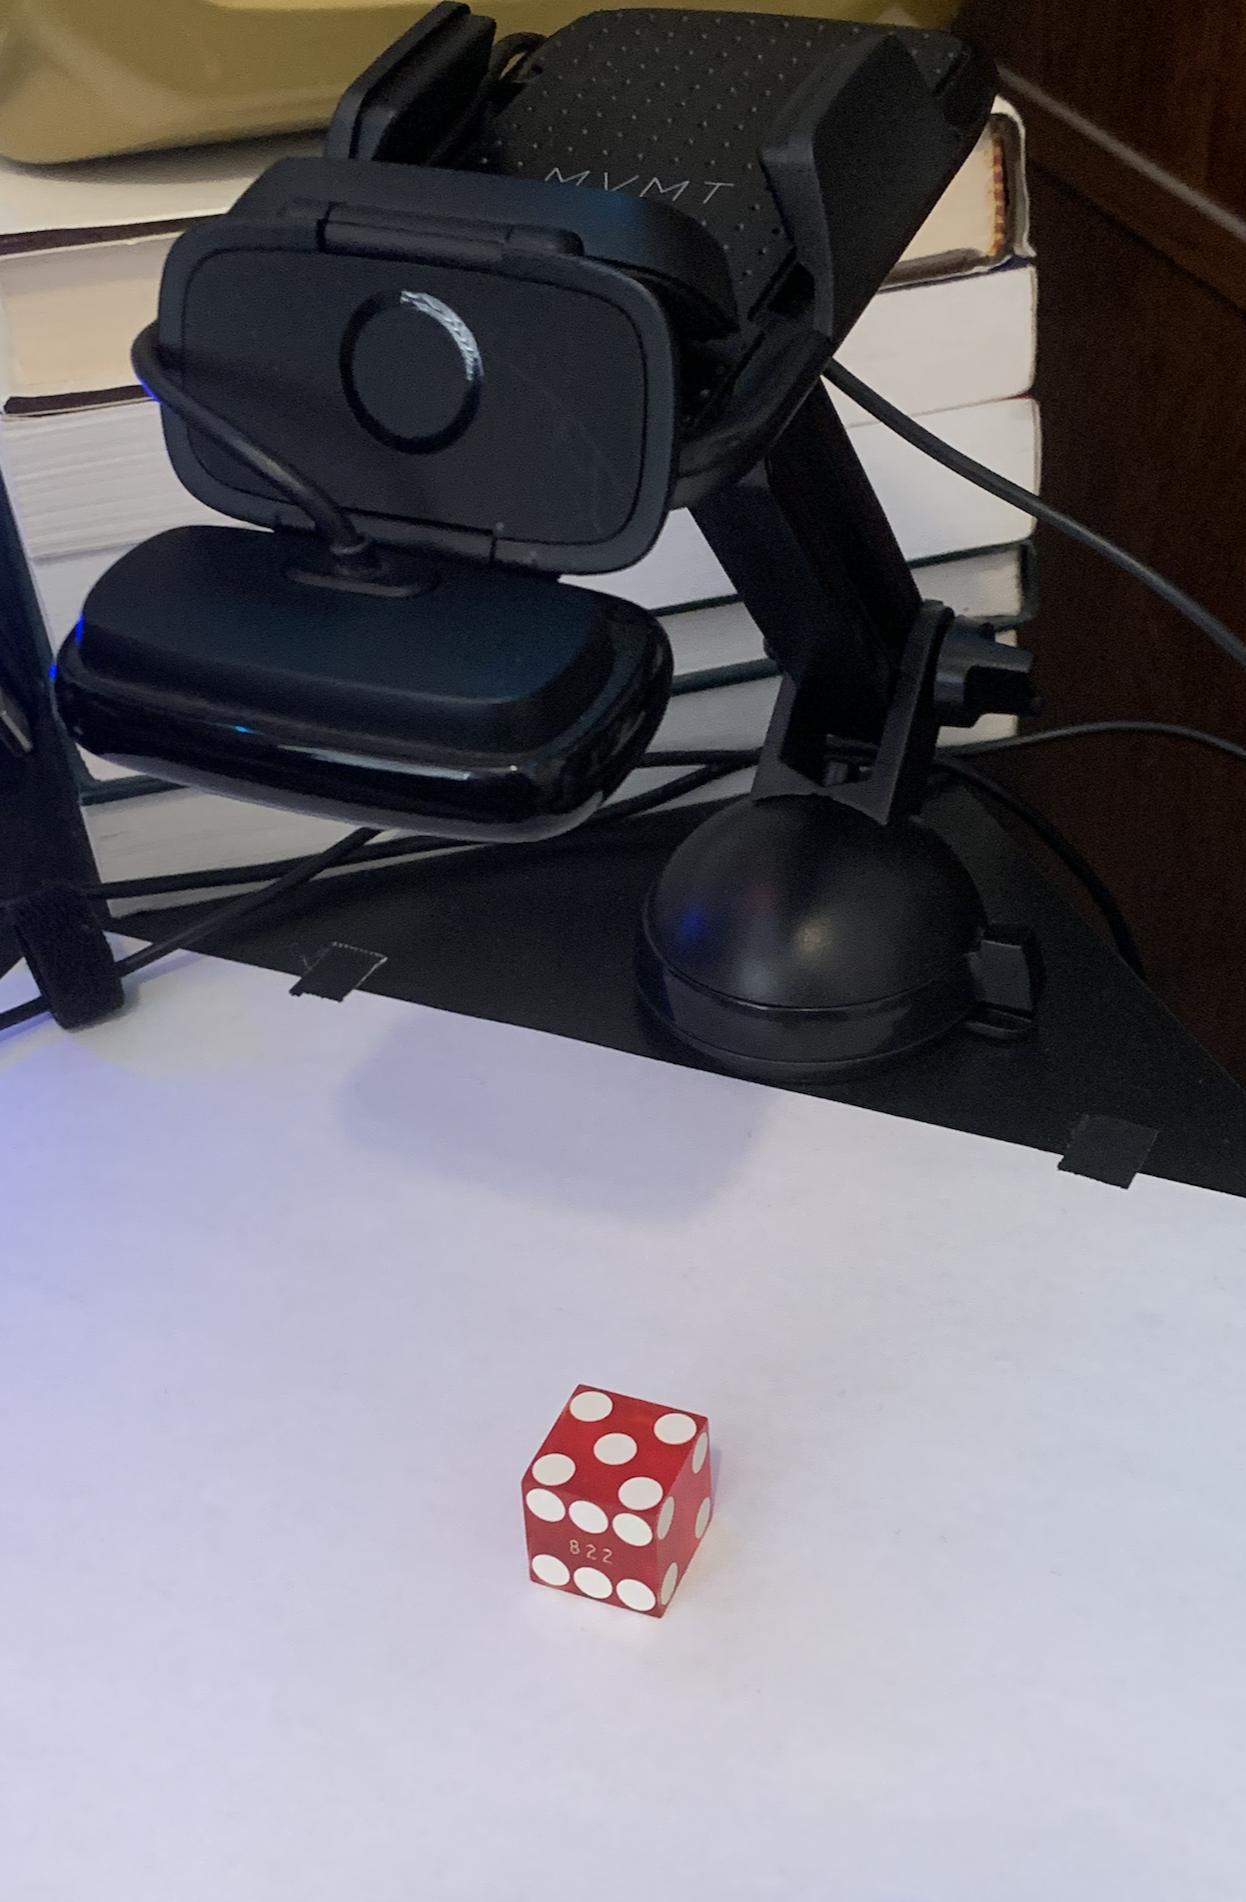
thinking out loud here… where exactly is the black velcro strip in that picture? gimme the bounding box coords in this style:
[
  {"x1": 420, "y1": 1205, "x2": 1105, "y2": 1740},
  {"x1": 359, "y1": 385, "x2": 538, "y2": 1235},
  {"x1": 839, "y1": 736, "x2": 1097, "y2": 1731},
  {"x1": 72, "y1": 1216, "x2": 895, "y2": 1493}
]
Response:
[
  {"x1": 8, "y1": 883, "x2": 124, "y2": 1030},
  {"x1": 1058, "y1": 1114, "x2": 1159, "y2": 1190},
  {"x1": 290, "y1": 942, "x2": 387, "y2": 1002}
]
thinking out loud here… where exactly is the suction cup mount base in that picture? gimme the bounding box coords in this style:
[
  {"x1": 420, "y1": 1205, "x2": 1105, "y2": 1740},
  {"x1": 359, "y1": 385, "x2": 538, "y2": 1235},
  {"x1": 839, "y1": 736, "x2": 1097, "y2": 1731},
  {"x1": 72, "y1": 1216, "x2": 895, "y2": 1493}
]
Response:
[{"x1": 638, "y1": 599, "x2": 1044, "y2": 1083}]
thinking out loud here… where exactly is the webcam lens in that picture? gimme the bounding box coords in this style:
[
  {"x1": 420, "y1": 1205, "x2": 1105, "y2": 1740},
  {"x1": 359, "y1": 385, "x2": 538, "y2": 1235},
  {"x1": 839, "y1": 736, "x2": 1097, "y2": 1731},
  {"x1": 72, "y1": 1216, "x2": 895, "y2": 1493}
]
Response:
[{"x1": 342, "y1": 290, "x2": 483, "y2": 452}]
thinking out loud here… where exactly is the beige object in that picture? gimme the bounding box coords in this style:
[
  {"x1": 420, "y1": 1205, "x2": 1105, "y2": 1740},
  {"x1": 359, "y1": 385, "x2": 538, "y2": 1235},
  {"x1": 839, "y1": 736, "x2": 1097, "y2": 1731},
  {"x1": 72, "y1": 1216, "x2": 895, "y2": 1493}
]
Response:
[
  {"x1": 0, "y1": 0, "x2": 961, "y2": 165},
  {"x1": 0, "y1": 1, "x2": 430, "y2": 163},
  {"x1": 894, "y1": 99, "x2": 1030, "y2": 283},
  {"x1": 0, "y1": 100, "x2": 1022, "y2": 410},
  {"x1": 0, "y1": 131, "x2": 322, "y2": 406}
]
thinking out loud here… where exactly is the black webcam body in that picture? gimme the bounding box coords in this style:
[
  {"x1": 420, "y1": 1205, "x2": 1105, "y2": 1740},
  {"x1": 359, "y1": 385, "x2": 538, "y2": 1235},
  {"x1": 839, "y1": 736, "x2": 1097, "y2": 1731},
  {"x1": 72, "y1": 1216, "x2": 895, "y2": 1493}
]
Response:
[
  {"x1": 55, "y1": 8, "x2": 1044, "y2": 1080},
  {"x1": 153, "y1": 6, "x2": 991, "y2": 576},
  {"x1": 57, "y1": 6, "x2": 995, "y2": 845}
]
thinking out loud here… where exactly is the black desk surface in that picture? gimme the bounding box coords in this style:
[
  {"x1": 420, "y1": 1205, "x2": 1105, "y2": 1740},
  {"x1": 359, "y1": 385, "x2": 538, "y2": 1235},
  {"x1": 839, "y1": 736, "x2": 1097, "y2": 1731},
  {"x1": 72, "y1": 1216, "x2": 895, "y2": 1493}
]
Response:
[{"x1": 123, "y1": 785, "x2": 1246, "y2": 1202}]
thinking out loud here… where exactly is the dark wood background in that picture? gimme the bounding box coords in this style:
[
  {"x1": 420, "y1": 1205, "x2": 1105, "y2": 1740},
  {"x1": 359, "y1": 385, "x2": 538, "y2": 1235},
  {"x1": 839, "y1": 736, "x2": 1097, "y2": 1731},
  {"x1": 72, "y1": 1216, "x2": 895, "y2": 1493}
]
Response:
[{"x1": 952, "y1": 0, "x2": 1246, "y2": 1083}]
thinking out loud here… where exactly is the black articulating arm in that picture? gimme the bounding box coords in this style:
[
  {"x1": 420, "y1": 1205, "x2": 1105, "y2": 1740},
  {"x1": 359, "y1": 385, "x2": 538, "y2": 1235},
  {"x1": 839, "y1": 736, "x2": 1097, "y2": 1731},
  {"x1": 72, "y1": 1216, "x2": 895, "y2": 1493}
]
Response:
[
  {"x1": 695, "y1": 381, "x2": 1039, "y2": 826},
  {"x1": 637, "y1": 16, "x2": 1045, "y2": 1077}
]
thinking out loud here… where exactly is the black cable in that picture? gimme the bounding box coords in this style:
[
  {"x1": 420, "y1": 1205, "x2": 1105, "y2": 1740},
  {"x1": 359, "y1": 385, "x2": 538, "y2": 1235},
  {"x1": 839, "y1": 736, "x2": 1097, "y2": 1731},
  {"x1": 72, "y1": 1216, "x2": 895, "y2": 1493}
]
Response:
[
  {"x1": 131, "y1": 326, "x2": 378, "y2": 575},
  {"x1": 929, "y1": 756, "x2": 1147, "y2": 979},
  {"x1": 0, "y1": 992, "x2": 45, "y2": 1035},
  {"x1": 598, "y1": 759, "x2": 751, "y2": 820},
  {"x1": 0, "y1": 758, "x2": 756, "y2": 1032},
  {"x1": 15, "y1": 694, "x2": 1173, "y2": 1013},
  {"x1": 640, "y1": 748, "x2": 760, "y2": 768},
  {"x1": 111, "y1": 826, "x2": 380, "y2": 979},
  {"x1": 79, "y1": 771, "x2": 182, "y2": 804},
  {"x1": 672, "y1": 717, "x2": 1241, "y2": 976},
  {"x1": 668, "y1": 658, "x2": 778, "y2": 696},
  {"x1": 95, "y1": 834, "x2": 461, "y2": 902},
  {"x1": 90, "y1": 766, "x2": 744, "y2": 917},
  {"x1": 56, "y1": 750, "x2": 757, "y2": 904},
  {"x1": 5, "y1": 726, "x2": 1146, "y2": 1032},
  {"x1": 33, "y1": 678, "x2": 1185, "y2": 978},
  {"x1": 70, "y1": 724, "x2": 1154, "y2": 913},
  {"x1": 947, "y1": 718, "x2": 1246, "y2": 769},
  {"x1": 803, "y1": 732, "x2": 1144, "y2": 973},
  {"x1": 0, "y1": 826, "x2": 379, "y2": 1037},
  {"x1": 823, "y1": 359, "x2": 1246, "y2": 678},
  {"x1": 655, "y1": 592, "x2": 740, "y2": 618}
]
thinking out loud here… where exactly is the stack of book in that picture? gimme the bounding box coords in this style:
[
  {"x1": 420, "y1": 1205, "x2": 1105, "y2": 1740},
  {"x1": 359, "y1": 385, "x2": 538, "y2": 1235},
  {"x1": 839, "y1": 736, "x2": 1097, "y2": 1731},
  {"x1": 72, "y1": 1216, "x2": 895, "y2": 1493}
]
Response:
[
  {"x1": 0, "y1": 105, "x2": 1036, "y2": 894},
  {"x1": 621, "y1": 102, "x2": 1036, "y2": 620}
]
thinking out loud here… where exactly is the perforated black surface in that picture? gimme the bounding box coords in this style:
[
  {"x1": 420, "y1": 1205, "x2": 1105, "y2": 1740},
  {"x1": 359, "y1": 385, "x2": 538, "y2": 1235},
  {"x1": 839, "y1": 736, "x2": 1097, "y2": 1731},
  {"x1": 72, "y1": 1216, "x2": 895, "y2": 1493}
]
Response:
[{"x1": 481, "y1": 9, "x2": 962, "y2": 318}]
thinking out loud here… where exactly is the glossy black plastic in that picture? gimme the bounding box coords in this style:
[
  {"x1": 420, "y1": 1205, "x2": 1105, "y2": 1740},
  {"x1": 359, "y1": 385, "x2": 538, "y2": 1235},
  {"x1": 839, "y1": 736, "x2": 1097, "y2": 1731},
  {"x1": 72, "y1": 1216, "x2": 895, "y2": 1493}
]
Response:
[
  {"x1": 159, "y1": 199, "x2": 685, "y2": 575},
  {"x1": 61, "y1": 0, "x2": 1013, "y2": 1036},
  {"x1": 154, "y1": 9, "x2": 992, "y2": 573},
  {"x1": 637, "y1": 796, "x2": 991, "y2": 1078},
  {"x1": 55, "y1": 527, "x2": 673, "y2": 842}
]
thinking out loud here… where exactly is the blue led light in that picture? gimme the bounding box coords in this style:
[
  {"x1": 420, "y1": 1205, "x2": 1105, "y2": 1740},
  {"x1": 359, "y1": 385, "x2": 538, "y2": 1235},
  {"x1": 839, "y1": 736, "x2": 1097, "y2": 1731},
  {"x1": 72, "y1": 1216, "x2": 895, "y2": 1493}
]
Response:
[{"x1": 675, "y1": 904, "x2": 710, "y2": 949}]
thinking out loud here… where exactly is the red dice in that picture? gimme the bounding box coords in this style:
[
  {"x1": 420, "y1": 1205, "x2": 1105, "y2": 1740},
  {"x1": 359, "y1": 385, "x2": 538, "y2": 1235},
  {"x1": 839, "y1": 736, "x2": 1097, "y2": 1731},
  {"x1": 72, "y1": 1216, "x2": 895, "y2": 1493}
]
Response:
[{"x1": 523, "y1": 1385, "x2": 712, "y2": 1616}]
